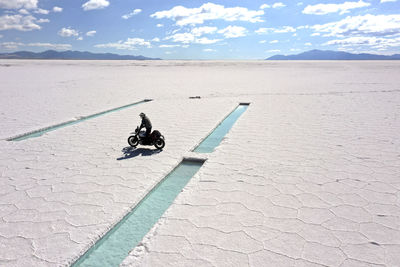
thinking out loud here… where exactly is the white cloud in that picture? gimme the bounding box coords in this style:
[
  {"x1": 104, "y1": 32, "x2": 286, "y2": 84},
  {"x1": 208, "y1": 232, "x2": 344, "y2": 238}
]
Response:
[
  {"x1": 381, "y1": 0, "x2": 397, "y2": 2},
  {"x1": 311, "y1": 32, "x2": 321, "y2": 36},
  {"x1": 0, "y1": 0, "x2": 38, "y2": 10},
  {"x1": 323, "y1": 36, "x2": 400, "y2": 50},
  {"x1": 315, "y1": 14, "x2": 400, "y2": 52},
  {"x1": 312, "y1": 14, "x2": 400, "y2": 37},
  {"x1": 165, "y1": 32, "x2": 221, "y2": 44},
  {"x1": 152, "y1": 37, "x2": 160, "y2": 42},
  {"x1": 164, "y1": 25, "x2": 244, "y2": 45},
  {"x1": 122, "y1": 9, "x2": 142, "y2": 19},
  {"x1": 297, "y1": 2, "x2": 304, "y2": 6},
  {"x1": 272, "y1": 26, "x2": 295, "y2": 33},
  {"x1": 166, "y1": 32, "x2": 195, "y2": 43},
  {"x1": 37, "y1": 18, "x2": 49, "y2": 23},
  {"x1": 82, "y1": 0, "x2": 109, "y2": 11},
  {"x1": 19, "y1": 9, "x2": 30, "y2": 15},
  {"x1": 305, "y1": 42, "x2": 312, "y2": 46},
  {"x1": 125, "y1": 38, "x2": 151, "y2": 47},
  {"x1": 34, "y1": 8, "x2": 49, "y2": 15},
  {"x1": 0, "y1": 0, "x2": 60, "y2": 17},
  {"x1": 218, "y1": 25, "x2": 247, "y2": 38},
  {"x1": 191, "y1": 26, "x2": 218, "y2": 36},
  {"x1": 86, "y1": 30, "x2": 96, "y2": 36},
  {"x1": 256, "y1": 26, "x2": 296, "y2": 34},
  {"x1": 156, "y1": 24, "x2": 163, "y2": 27},
  {"x1": 255, "y1": 28, "x2": 271, "y2": 34},
  {"x1": 270, "y1": 40, "x2": 279, "y2": 43},
  {"x1": 303, "y1": 0, "x2": 370, "y2": 15},
  {"x1": 95, "y1": 38, "x2": 151, "y2": 50},
  {"x1": 77, "y1": 37, "x2": 83, "y2": 41},
  {"x1": 0, "y1": 42, "x2": 23, "y2": 49},
  {"x1": 53, "y1": 7, "x2": 63, "y2": 13},
  {"x1": 0, "y1": 41, "x2": 71, "y2": 50},
  {"x1": 297, "y1": 25, "x2": 310, "y2": 30},
  {"x1": 203, "y1": 48, "x2": 216, "y2": 52},
  {"x1": 272, "y1": 2, "x2": 286, "y2": 8},
  {"x1": 0, "y1": 14, "x2": 42, "y2": 31},
  {"x1": 260, "y1": 4, "x2": 270, "y2": 9},
  {"x1": 58, "y1": 27, "x2": 79, "y2": 37},
  {"x1": 151, "y1": 3, "x2": 264, "y2": 26},
  {"x1": 159, "y1": 44, "x2": 180, "y2": 48},
  {"x1": 27, "y1": 42, "x2": 71, "y2": 49},
  {"x1": 195, "y1": 37, "x2": 221, "y2": 44},
  {"x1": 0, "y1": 34, "x2": 3, "y2": 38},
  {"x1": 267, "y1": 49, "x2": 280, "y2": 52},
  {"x1": 259, "y1": 40, "x2": 267, "y2": 43}
]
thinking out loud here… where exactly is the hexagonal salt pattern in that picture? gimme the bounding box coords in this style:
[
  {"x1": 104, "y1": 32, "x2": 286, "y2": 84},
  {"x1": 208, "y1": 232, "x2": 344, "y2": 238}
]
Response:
[
  {"x1": 0, "y1": 97, "x2": 238, "y2": 266},
  {"x1": 1, "y1": 61, "x2": 400, "y2": 267},
  {"x1": 122, "y1": 92, "x2": 400, "y2": 267}
]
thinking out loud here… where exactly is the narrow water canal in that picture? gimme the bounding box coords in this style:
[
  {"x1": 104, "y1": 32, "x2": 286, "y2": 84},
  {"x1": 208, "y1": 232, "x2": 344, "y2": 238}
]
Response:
[
  {"x1": 9, "y1": 99, "x2": 152, "y2": 141},
  {"x1": 72, "y1": 159, "x2": 204, "y2": 267},
  {"x1": 193, "y1": 103, "x2": 249, "y2": 153}
]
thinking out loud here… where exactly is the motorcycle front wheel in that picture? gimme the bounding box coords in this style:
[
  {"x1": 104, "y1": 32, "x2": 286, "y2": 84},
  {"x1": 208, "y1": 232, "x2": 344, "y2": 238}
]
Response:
[
  {"x1": 128, "y1": 136, "x2": 139, "y2": 147},
  {"x1": 154, "y1": 138, "x2": 165, "y2": 149}
]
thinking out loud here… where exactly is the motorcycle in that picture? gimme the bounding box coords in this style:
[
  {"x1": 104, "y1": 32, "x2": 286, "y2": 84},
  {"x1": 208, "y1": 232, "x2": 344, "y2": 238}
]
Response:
[{"x1": 128, "y1": 126, "x2": 165, "y2": 149}]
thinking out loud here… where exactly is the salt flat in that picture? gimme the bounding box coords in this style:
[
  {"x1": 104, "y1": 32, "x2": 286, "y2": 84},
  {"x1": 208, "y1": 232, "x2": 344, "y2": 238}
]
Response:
[{"x1": 1, "y1": 60, "x2": 400, "y2": 266}]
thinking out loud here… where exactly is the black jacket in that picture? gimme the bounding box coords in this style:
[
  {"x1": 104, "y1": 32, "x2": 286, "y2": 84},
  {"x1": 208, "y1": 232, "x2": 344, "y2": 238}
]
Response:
[{"x1": 140, "y1": 116, "x2": 152, "y2": 129}]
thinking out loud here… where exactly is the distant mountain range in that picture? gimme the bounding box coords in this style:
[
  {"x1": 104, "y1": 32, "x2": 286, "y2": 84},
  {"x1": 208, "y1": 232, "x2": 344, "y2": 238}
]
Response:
[
  {"x1": 0, "y1": 50, "x2": 161, "y2": 60},
  {"x1": 266, "y1": 49, "x2": 400, "y2": 60}
]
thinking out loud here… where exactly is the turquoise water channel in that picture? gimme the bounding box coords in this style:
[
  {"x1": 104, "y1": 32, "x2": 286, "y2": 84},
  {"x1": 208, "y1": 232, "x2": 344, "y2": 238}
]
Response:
[
  {"x1": 193, "y1": 103, "x2": 249, "y2": 153},
  {"x1": 72, "y1": 159, "x2": 204, "y2": 267},
  {"x1": 9, "y1": 99, "x2": 152, "y2": 141}
]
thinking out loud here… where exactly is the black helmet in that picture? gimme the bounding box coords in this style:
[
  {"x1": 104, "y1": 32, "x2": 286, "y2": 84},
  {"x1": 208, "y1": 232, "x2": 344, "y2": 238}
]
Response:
[{"x1": 139, "y1": 112, "x2": 145, "y2": 118}]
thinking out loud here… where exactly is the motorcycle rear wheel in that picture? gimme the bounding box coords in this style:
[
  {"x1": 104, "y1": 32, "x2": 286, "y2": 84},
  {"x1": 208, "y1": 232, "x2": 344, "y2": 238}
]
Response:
[
  {"x1": 154, "y1": 138, "x2": 165, "y2": 149},
  {"x1": 128, "y1": 136, "x2": 139, "y2": 147}
]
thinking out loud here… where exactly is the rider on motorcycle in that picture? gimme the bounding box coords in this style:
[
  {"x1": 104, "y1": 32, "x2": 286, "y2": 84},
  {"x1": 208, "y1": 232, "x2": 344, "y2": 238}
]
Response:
[{"x1": 139, "y1": 112, "x2": 152, "y2": 142}]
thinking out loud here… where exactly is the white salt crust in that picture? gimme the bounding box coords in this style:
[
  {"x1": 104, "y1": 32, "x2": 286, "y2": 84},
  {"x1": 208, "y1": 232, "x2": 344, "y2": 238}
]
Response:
[{"x1": 1, "y1": 60, "x2": 400, "y2": 266}]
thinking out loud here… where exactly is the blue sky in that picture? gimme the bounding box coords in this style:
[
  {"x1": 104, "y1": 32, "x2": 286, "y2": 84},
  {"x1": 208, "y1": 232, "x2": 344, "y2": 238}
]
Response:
[{"x1": 0, "y1": 0, "x2": 399, "y2": 59}]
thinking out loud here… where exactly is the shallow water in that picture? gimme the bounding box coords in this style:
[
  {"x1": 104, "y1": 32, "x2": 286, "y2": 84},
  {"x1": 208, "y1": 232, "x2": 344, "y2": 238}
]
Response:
[
  {"x1": 9, "y1": 100, "x2": 150, "y2": 141},
  {"x1": 72, "y1": 159, "x2": 204, "y2": 267},
  {"x1": 193, "y1": 104, "x2": 249, "y2": 153}
]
